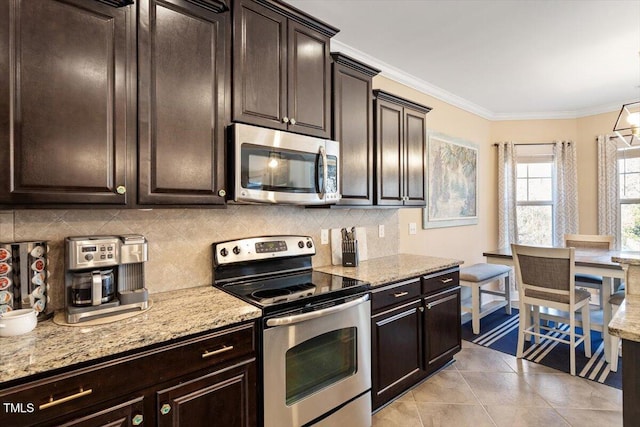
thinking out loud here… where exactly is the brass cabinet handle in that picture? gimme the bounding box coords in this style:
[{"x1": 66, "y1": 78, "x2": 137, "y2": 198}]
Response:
[
  {"x1": 202, "y1": 345, "x2": 234, "y2": 359},
  {"x1": 393, "y1": 291, "x2": 409, "y2": 298},
  {"x1": 283, "y1": 117, "x2": 290, "y2": 124},
  {"x1": 39, "y1": 388, "x2": 93, "y2": 410},
  {"x1": 116, "y1": 185, "x2": 126, "y2": 195},
  {"x1": 440, "y1": 278, "x2": 453, "y2": 283}
]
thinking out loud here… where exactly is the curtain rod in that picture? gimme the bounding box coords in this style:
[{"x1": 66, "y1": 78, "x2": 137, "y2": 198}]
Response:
[{"x1": 492, "y1": 142, "x2": 570, "y2": 147}]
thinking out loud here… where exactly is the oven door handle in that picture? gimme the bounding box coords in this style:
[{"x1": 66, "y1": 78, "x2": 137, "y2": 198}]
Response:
[{"x1": 265, "y1": 294, "x2": 369, "y2": 327}]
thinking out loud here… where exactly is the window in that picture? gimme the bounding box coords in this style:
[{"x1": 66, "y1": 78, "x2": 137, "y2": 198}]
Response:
[
  {"x1": 516, "y1": 161, "x2": 554, "y2": 245},
  {"x1": 619, "y1": 147, "x2": 640, "y2": 250}
]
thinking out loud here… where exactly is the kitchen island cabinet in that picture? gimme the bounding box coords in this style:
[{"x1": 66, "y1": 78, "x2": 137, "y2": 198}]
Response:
[
  {"x1": 374, "y1": 90, "x2": 431, "y2": 207},
  {"x1": 232, "y1": 0, "x2": 338, "y2": 138}
]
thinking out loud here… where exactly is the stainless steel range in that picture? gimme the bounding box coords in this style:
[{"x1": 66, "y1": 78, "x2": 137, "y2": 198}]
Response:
[{"x1": 213, "y1": 235, "x2": 371, "y2": 427}]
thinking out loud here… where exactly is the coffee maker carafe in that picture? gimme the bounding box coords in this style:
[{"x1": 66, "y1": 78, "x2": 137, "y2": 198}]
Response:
[{"x1": 65, "y1": 235, "x2": 149, "y2": 323}]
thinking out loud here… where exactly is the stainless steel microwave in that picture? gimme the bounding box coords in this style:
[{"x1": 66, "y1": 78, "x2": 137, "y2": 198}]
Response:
[{"x1": 229, "y1": 123, "x2": 341, "y2": 205}]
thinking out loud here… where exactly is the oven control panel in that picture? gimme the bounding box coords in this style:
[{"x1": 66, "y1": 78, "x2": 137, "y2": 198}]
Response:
[{"x1": 213, "y1": 235, "x2": 315, "y2": 266}]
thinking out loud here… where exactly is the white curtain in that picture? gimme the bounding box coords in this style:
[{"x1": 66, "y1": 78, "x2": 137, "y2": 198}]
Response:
[
  {"x1": 497, "y1": 142, "x2": 518, "y2": 247},
  {"x1": 553, "y1": 141, "x2": 579, "y2": 246},
  {"x1": 597, "y1": 135, "x2": 619, "y2": 248}
]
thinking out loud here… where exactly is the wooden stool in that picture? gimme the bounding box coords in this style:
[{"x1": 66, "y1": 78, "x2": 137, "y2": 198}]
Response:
[{"x1": 460, "y1": 263, "x2": 512, "y2": 334}]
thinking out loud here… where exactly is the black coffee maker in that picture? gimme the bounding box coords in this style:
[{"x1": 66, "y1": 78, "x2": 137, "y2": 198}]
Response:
[{"x1": 64, "y1": 235, "x2": 149, "y2": 323}]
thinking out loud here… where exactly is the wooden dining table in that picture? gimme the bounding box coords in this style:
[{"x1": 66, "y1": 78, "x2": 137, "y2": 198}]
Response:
[{"x1": 483, "y1": 246, "x2": 632, "y2": 364}]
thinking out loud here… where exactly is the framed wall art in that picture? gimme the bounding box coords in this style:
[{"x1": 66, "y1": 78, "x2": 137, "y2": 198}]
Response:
[{"x1": 423, "y1": 131, "x2": 479, "y2": 229}]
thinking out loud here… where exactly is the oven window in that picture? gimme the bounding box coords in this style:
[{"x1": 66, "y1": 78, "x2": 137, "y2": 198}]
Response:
[
  {"x1": 285, "y1": 328, "x2": 357, "y2": 406},
  {"x1": 241, "y1": 144, "x2": 318, "y2": 193}
]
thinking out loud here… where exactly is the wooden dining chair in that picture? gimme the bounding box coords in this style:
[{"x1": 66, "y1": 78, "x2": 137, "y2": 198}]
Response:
[
  {"x1": 564, "y1": 234, "x2": 615, "y2": 308},
  {"x1": 511, "y1": 244, "x2": 592, "y2": 376}
]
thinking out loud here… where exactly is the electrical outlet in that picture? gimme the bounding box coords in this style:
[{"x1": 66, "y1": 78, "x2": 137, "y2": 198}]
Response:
[
  {"x1": 378, "y1": 224, "x2": 385, "y2": 238},
  {"x1": 409, "y1": 222, "x2": 417, "y2": 235},
  {"x1": 320, "y1": 229, "x2": 329, "y2": 245}
]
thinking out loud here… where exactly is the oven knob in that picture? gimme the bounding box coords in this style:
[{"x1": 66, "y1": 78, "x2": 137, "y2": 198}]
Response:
[
  {"x1": 298, "y1": 241, "x2": 304, "y2": 249},
  {"x1": 306, "y1": 241, "x2": 313, "y2": 248},
  {"x1": 233, "y1": 246, "x2": 241, "y2": 255},
  {"x1": 220, "y1": 248, "x2": 228, "y2": 257}
]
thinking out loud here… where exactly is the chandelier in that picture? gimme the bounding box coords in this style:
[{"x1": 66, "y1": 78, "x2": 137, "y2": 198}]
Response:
[{"x1": 613, "y1": 101, "x2": 640, "y2": 145}]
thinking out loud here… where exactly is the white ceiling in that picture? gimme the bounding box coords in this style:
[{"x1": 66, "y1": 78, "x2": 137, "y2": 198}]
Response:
[{"x1": 285, "y1": 0, "x2": 640, "y2": 120}]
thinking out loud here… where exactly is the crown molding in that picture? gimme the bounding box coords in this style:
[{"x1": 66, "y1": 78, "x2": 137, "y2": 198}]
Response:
[{"x1": 330, "y1": 39, "x2": 629, "y2": 122}]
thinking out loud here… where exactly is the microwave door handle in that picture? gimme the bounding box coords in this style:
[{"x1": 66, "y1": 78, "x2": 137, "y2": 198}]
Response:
[
  {"x1": 265, "y1": 294, "x2": 369, "y2": 327},
  {"x1": 318, "y1": 146, "x2": 327, "y2": 199}
]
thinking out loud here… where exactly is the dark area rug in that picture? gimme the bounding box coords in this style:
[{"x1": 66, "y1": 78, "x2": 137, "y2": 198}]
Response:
[{"x1": 461, "y1": 308, "x2": 622, "y2": 389}]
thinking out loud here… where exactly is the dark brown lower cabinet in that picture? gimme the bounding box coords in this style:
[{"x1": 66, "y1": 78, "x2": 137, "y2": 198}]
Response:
[
  {"x1": 56, "y1": 397, "x2": 145, "y2": 427},
  {"x1": 156, "y1": 360, "x2": 256, "y2": 427},
  {"x1": 371, "y1": 300, "x2": 423, "y2": 409},
  {"x1": 423, "y1": 287, "x2": 461, "y2": 370},
  {"x1": 0, "y1": 323, "x2": 257, "y2": 427},
  {"x1": 371, "y1": 268, "x2": 461, "y2": 410}
]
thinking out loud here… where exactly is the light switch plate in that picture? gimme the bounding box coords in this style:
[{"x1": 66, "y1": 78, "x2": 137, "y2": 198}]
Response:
[
  {"x1": 320, "y1": 229, "x2": 329, "y2": 245},
  {"x1": 409, "y1": 222, "x2": 417, "y2": 235}
]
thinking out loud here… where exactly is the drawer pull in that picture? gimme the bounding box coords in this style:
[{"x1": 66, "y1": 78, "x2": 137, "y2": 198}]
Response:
[
  {"x1": 440, "y1": 278, "x2": 453, "y2": 283},
  {"x1": 39, "y1": 387, "x2": 93, "y2": 410},
  {"x1": 132, "y1": 414, "x2": 144, "y2": 426},
  {"x1": 202, "y1": 345, "x2": 234, "y2": 359},
  {"x1": 393, "y1": 291, "x2": 409, "y2": 298}
]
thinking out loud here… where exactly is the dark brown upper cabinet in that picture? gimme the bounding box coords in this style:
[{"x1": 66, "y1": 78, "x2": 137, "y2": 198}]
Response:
[
  {"x1": 0, "y1": 0, "x2": 136, "y2": 206},
  {"x1": 374, "y1": 90, "x2": 431, "y2": 207},
  {"x1": 331, "y1": 53, "x2": 380, "y2": 206},
  {"x1": 232, "y1": 0, "x2": 338, "y2": 138},
  {"x1": 137, "y1": 0, "x2": 230, "y2": 206}
]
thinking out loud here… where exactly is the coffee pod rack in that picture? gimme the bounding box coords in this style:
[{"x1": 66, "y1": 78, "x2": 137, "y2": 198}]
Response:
[{"x1": 0, "y1": 241, "x2": 52, "y2": 321}]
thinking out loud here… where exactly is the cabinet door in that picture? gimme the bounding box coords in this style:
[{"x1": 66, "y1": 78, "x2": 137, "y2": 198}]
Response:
[
  {"x1": 423, "y1": 287, "x2": 461, "y2": 372},
  {"x1": 286, "y1": 20, "x2": 330, "y2": 138},
  {"x1": 371, "y1": 300, "x2": 423, "y2": 409},
  {"x1": 0, "y1": 0, "x2": 133, "y2": 205},
  {"x1": 333, "y1": 59, "x2": 375, "y2": 206},
  {"x1": 232, "y1": 0, "x2": 287, "y2": 131},
  {"x1": 156, "y1": 360, "x2": 257, "y2": 427},
  {"x1": 138, "y1": 0, "x2": 228, "y2": 205},
  {"x1": 403, "y1": 108, "x2": 426, "y2": 206},
  {"x1": 56, "y1": 397, "x2": 145, "y2": 427},
  {"x1": 375, "y1": 99, "x2": 404, "y2": 206}
]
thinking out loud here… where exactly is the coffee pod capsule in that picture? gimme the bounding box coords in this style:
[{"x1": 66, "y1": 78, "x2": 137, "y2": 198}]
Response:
[
  {"x1": 0, "y1": 276, "x2": 11, "y2": 291},
  {"x1": 0, "y1": 262, "x2": 11, "y2": 276},
  {"x1": 31, "y1": 258, "x2": 45, "y2": 272},
  {"x1": 30, "y1": 246, "x2": 45, "y2": 258},
  {"x1": 0, "y1": 248, "x2": 10, "y2": 262}
]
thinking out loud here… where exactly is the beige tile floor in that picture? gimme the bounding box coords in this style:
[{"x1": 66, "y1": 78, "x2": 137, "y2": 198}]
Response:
[{"x1": 372, "y1": 340, "x2": 623, "y2": 427}]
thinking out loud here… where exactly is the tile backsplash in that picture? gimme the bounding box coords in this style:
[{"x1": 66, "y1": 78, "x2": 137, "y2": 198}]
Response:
[{"x1": 0, "y1": 206, "x2": 399, "y2": 310}]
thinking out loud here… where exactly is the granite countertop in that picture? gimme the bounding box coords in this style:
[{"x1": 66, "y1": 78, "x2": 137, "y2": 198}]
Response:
[
  {"x1": 314, "y1": 253, "x2": 463, "y2": 287},
  {"x1": 0, "y1": 286, "x2": 261, "y2": 386},
  {"x1": 609, "y1": 254, "x2": 640, "y2": 342},
  {"x1": 609, "y1": 295, "x2": 640, "y2": 342}
]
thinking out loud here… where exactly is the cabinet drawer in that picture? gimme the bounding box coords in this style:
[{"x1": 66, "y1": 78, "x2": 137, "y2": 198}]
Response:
[
  {"x1": 422, "y1": 268, "x2": 459, "y2": 295},
  {"x1": 0, "y1": 323, "x2": 255, "y2": 426},
  {"x1": 372, "y1": 279, "x2": 421, "y2": 312}
]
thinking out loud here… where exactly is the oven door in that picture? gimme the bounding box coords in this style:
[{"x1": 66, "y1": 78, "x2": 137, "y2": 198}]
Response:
[{"x1": 263, "y1": 295, "x2": 371, "y2": 427}]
